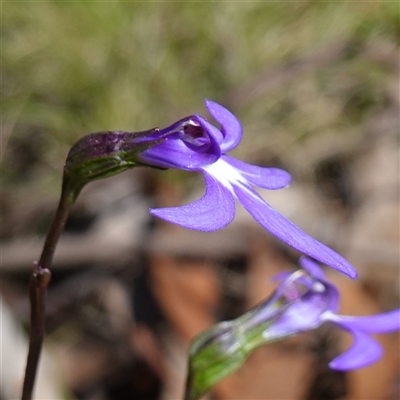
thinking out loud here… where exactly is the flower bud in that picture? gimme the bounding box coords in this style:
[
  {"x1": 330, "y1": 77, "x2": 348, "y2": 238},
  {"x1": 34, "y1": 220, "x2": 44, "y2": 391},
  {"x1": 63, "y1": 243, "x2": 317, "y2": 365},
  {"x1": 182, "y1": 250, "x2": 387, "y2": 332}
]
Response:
[
  {"x1": 62, "y1": 129, "x2": 164, "y2": 199},
  {"x1": 65, "y1": 129, "x2": 164, "y2": 181}
]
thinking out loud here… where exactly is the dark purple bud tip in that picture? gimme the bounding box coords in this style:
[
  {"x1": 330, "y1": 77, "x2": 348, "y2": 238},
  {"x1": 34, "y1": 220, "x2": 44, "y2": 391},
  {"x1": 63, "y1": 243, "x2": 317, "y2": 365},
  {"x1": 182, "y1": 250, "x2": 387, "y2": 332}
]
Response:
[{"x1": 63, "y1": 128, "x2": 165, "y2": 190}]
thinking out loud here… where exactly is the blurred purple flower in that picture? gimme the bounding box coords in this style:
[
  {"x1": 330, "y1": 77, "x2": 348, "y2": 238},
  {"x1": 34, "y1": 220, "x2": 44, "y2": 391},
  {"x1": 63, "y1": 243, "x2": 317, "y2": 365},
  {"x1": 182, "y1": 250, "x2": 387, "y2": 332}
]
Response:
[
  {"x1": 251, "y1": 257, "x2": 400, "y2": 370},
  {"x1": 142, "y1": 100, "x2": 356, "y2": 278},
  {"x1": 185, "y1": 258, "x2": 399, "y2": 399}
]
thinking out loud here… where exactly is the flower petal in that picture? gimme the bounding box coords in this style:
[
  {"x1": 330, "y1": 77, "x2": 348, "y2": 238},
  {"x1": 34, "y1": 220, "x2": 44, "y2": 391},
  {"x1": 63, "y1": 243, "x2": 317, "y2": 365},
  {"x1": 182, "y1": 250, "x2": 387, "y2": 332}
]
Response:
[
  {"x1": 140, "y1": 136, "x2": 220, "y2": 169},
  {"x1": 261, "y1": 273, "x2": 337, "y2": 339},
  {"x1": 140, "y1": 114, "x2": 223, "y2": 170},
  {"x1": 233, "y1": 184, "x2": 357, "y2": 279},
  {"x1": 270, "y1": 271, "x2": 293, "y2": 283},
  {"x1": 205, "y1": 99, "x2": 243, "y2": 152},
  {"x1": 264, "y1": 295, "x2": 327, "y2": 339},
  {"x1": 251, "y1": 269, "x2": 338, "y2": 332},
  {"x1": 330, "y1": 310, "x2": 400, "y2": 334},
  {"x1": 223, "y1": 155, "x2": 291, "y2": 190},
  {"x1": 299, "y1": 257, "x2": 326, "y2": 281},
  {"x1": 328, "y1": 328, "x2": 383, "y2": 370},
  {"x1": 150, "y1": 171, "x2": 236, "y2": 231}
]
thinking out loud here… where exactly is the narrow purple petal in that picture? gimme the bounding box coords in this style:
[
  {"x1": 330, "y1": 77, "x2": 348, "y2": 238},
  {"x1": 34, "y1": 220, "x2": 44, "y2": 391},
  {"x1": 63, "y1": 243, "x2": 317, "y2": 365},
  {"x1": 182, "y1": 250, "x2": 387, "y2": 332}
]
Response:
[
  {"x1": 299, "y1": 257, "x2": 326, "y2": 281},
  {"x1": 250, "y1": 270, "x2": 308, "y2": 328},
  {"x1": 253, "y1": 269, "x2": 338, "y2": 330},
  {"x1": 195, "y1": 115, "x2": 224, "y2": 145},
  {"x1": 205, "y1": 99, "x2": 243, "y2": 152},
  {"x1": 264, "y1": 294, "x2": 327, "y2": 338},
  {"x1": 145, "y1": 117, "x2": 195, "y2": 140},
  {"x1": 260, "y1": 272, "x2": 339, "y2": 337},
  {"x1": 140, "y1": 137, "x2": 220, "y2": 169},
  {"x1": 139, "y1": 114, "x2": 222, "y2": 170},
  {"x1": 270, "y1": 271, "x2": 293, "y2": 282},
  {"x1": 223, "y1": 155, "x2": 291, "y2": 190},
  {"x1": 150, "y1": 171, "x2": 236, "y2": 231},
  {"x1": 328, "y1": 328, "x2": 383, "y2": 370},
  {"x1": 233, "y1": 184, "x2": 357, "y2": 279},
  {"x1": 331, "y1": 310, "x2": 400, "y2": 334}
]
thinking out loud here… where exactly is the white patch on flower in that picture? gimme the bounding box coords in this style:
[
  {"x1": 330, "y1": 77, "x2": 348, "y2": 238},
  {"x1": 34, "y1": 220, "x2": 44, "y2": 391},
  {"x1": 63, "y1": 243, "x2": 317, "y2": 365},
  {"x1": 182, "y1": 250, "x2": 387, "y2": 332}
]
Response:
[
  {"x1": 203, "y1": 159, "x2": 248, "y2": 193},
  {"x1": 320, "y1": 310, "x2": 338, "y2": 323},
  {"x1": 312, "y1": 282, "x2": 326, "y2": 293}
]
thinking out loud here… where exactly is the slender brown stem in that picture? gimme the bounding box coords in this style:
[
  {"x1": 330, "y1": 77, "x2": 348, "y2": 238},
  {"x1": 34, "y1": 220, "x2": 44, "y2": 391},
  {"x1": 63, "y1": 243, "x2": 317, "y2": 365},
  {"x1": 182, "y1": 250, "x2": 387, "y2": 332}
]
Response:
[
  {"x1": 21, "y1": 267, "x2": 51, "y2": 400},
  {"x1": 21, "y1": 187, "x2": 75, "y2": 400}
]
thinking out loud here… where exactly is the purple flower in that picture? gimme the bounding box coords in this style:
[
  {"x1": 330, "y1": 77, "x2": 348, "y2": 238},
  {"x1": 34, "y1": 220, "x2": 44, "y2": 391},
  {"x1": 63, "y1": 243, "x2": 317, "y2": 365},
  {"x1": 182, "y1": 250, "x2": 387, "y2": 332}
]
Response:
[
  {"x1": 141, "y1": 100, "x2": 357, "y2": 278},
  {"x1": 251, "y1": 257, "x2": 400, "y2": 370},
  {"x1": 185, "y1": 258, "x2": 399, "y2": 399}
]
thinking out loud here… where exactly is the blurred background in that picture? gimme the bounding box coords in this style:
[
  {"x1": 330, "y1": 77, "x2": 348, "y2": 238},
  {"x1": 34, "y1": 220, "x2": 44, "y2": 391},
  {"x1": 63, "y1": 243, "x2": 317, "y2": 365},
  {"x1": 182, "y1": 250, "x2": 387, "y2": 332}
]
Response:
[{"x1": 1, "y1": 1, "x2": 399, "y2": 399}]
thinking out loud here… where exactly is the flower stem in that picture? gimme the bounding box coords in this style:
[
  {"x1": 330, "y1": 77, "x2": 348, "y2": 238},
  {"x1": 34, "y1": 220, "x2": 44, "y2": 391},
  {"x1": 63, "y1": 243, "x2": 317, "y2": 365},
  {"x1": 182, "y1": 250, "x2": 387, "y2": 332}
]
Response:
[{"x1": 21, "y1": 185, "x2": 75, "y2": 400}]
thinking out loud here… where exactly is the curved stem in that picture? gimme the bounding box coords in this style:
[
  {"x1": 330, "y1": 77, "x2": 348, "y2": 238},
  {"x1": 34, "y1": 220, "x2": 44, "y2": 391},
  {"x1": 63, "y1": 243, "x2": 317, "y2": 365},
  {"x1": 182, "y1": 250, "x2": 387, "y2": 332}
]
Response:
[{"x1": 21, "y1": 186, "x2": 75, "y2": 400}]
